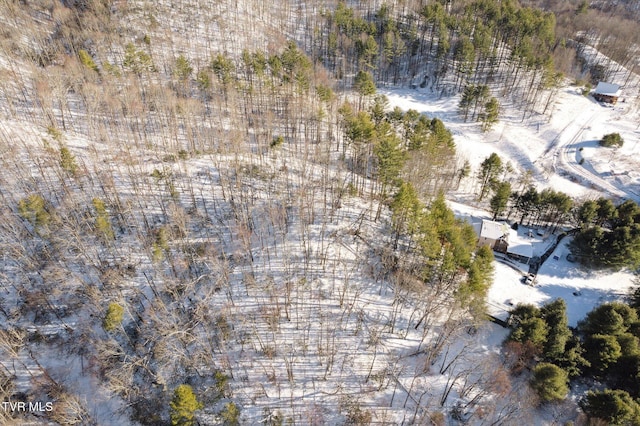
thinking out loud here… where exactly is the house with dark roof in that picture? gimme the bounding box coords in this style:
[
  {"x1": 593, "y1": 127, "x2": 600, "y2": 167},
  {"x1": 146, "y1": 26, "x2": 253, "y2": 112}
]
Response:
[{"x1": 593, "y1": 82, "x2": 622, "y2": 104}]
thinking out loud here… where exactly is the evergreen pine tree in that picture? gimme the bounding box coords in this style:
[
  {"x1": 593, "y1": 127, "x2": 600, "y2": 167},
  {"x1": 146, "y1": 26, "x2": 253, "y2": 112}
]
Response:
[
  {"x1": 480, "y1": 97, "x2": 499, "y2": 132},
  {"x1": 583, "y1": 334, "x2": 622, "y2": 375},
  {"x1": 581, "y1": 389, "x2": 640, "y2": 425},
  {"x1": 541, "y1": 299, "x2": 571, "y2": 362},
  {"x1": 489, "y1": 181, "x2": 511, "y2": 220},
  {"x1": 477, "y1": 153, "x2": 503, "y2": 201}
]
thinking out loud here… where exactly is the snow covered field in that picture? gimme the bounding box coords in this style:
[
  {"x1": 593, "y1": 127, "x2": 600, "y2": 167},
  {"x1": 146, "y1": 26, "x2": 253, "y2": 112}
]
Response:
[
  {"x1": 381, "y1": 73, "x2": 640, "y2": 422},
  {"x1": 384, "y1": 79, "x2": 640, "y2": 203}
]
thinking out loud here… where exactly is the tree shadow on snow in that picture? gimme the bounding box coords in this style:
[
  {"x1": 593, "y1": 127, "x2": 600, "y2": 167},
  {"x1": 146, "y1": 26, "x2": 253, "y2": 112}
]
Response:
[{"x1": 532, "y1": 282, "x2": 624, "y2": 326}]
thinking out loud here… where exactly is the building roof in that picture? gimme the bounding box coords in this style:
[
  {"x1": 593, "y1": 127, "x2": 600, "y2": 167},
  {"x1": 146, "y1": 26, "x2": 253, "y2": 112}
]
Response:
[
  {"x1": 479, "y1": 220, "x2": 509, "y2": 241},
  {"x1": 594, "y1": 82, "x2": 622, "y2": 97},
  {"x1": 506, "y1": 229, "x2": 534, "y2": 259}
]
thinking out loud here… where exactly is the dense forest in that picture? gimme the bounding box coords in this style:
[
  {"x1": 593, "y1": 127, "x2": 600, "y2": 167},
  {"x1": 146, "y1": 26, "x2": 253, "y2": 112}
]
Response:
[
  {"x1": 506, "y1": 295, "x2": 640, "y2": 424},
  {"x1": 571, "y1": 198, "x2": 640, "y2": 269},
  {"x1": 314, "y1": 0, "x2": 560, "y2": 120},
  {"x1": 0, "y1": 0, "x2": 498, "y2": 424},
  {"x1": 526, "y1": 0, "x2": 640, "y2": 77},
  {"x1": 308, "y1": 0, "x2": 640, "y2": 120}
]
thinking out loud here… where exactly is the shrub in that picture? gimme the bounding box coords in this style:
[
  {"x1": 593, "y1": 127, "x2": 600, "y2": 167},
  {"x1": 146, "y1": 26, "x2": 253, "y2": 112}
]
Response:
[
  {"x1": 344, "y1": 403, "x2": 372, "y2": 425},
  {"x1": 577, "y1": 0, "x2": 588, "y2": 14},
  {"x1": 95, "y1": 215, "x2": 114, "y2": 240},
  {"x1": 170, "y1": 384, "x2": 202, "y2": 426},
  {"x1": 47, "y1": 126, "x2": 62, "y2": 141},
  {"x1": 103, "y1": 302, "x2": 124, "y2": 332},
  {"x1": 18, "y1": 194, "x2": 51, "y2": 228},
  {"x1": 93, "y1": 198, "x2": 114, "y2": 241},
  {"x1": 60, "y1": 146, "x2": 78, "y2": 176},
  {"x1": 530, "y1": 362, "x2": 569, "y2": 402},
  {"x1": 270, "y1": 136, "x2": 284, "y2": 148},
  {"x1": 103, "y1": 61, "x2": 121, "y2": 77},
  {"x1": 213, "y1": 370, "x2": 229, "y2": 399},
  {"x1": 152, "y1": 226, "x2": 170, "y2": 261},
  {"x1": 600, "y1": 133, "x2": 624, "y2": 148},
  {"x1": 78, "y1": 50, "x2": 99, "y2": 73},
  {"x1": 428, "y1": 412, "x2": 446, "y2": 426},
  {"x1": 347, "y1": 183, "x2": 358, "y2": 196},
  {"x1": 123, "y1": 42, "x2": 155, "y2": 74},
  {"x1": 196, "y1": 70, "x2": 211, "y2": 90},
  {"x1": 503, "y1": 340, "x2": 539, "y2": 374},
  {"x1": 220, "y1": 402, "x2": 240, "y2": 426}
]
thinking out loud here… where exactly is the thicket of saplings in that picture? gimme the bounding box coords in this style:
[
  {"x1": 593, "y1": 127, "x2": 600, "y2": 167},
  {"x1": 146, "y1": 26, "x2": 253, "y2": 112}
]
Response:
[
  {"x1": 1, "y1": 0, "x2": 639, "y2": 423},
  {"x1": 0, "y1": 1, "x2": 506, "y2": 425}
]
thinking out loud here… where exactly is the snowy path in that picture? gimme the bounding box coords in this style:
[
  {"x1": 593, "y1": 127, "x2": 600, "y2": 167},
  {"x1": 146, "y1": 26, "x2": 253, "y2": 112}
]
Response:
[
  {"x1": 554, "y1": 112, "x2": 635, "y2": 198},
  {"x1": 549, "y1": 110, "x2": 633, "y2": 201}
]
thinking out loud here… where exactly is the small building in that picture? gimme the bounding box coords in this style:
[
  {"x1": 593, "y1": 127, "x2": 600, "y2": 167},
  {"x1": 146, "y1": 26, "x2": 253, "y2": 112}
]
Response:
[
  {"x1": 593, "y1": 82, "x2": 622, "y2": 105},
  {"x1": 478, "y1": 220, "x2": 534, "y2": 265},
  {"x1": 478, "y1": 220, "x2": 509, "y2": 252}
]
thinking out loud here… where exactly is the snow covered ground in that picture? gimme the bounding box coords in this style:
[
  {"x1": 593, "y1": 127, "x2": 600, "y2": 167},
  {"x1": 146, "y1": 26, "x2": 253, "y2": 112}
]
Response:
[
  {"x1": 383, "y1": 57, "x2": 640, "y2": 331},
  {"x1": 489, "y1": 240, "x2": 633, "y2": 327},
  {"x1": 1, "y1": 0, "x2": 639, "y2": 422},
  {"x1": 383, "y1": 78, "x2": 640, "y2": 203},
  {"x1": 448, "y1": 199, "x2": 634, "y2": 327}
]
